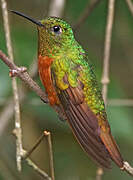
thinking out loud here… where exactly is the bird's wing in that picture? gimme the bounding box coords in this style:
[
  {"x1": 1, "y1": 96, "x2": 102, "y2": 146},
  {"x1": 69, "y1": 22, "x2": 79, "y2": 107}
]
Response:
[
  {"x1": 52, "y1": 53, "x2": 123, "y2": 168},
  {"x1": 53, "y1": 72, "x2": 111, "y2": 168},
  {"x1": 53, "y1": 67, "x2": 123, "y2": 168}
]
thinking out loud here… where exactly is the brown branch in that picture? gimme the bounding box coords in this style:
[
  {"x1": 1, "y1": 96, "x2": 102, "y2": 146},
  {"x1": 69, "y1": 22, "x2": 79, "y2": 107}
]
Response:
[
  {"x1": 73, "y1": 0, "x2": 102, "y2": 30},
  {"x1": 0, "y1": 50, "x2": 48, "y2": 103},
  {"x1": 1, "y1": 0, "x2": 22, "y2": 171},
  {"x1": 125, "y1": 0, "x2": 133, "y2": 15},
  {"x1": 44, "y1": 131, "x2": 55, "y2": 180},
  {"x1": 0, "y1": 50, "x2": 66, "y2": 122}
]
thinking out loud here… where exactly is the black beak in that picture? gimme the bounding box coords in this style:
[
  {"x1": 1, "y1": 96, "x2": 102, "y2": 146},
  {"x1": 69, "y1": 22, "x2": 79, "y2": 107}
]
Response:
[{"x1": 10, "y1": 10, "x2": 44, "y2": 27}]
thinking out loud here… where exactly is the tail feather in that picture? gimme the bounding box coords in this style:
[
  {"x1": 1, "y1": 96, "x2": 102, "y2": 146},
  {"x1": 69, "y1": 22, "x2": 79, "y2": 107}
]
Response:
[{"x1": 100, "y1": 131, "x2": 123, "y2": 168}]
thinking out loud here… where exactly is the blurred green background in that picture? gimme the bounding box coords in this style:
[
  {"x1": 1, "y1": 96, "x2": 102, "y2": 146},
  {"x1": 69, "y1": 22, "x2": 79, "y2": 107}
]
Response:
[{"x1": 0, "y1": 0, "x2": 133, "y2": 179}]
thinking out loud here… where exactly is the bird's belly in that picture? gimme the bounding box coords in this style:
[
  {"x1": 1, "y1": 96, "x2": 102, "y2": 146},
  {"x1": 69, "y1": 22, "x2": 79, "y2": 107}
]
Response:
[{"x1": 38, "y1": 55, "x2": 59, "y2": 105}]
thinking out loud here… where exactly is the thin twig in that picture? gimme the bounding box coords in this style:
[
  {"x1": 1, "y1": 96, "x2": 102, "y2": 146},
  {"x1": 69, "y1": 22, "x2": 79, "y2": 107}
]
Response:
[
  {"x1": 98, "y1": 0, "x2": 116, "y2": 179},
  {"x1": 1, "y1": 0, "x2": 22, "y2": 171},
  {"x1": 48, "y1": 0, "x2": 66, "y2": 17},
  {"x1": 22, "y1": 133, "x2": 46, "y2": 160},
  {"x1": 125, "y1": 0, "x2": 133, "y2": 16},
  {"x1": 0, "y1": 50, "x2": 48, "y2": 103},
  {"x1": 25, "y1": 157, "x2": 51, "y2": 180},
  {"x1": 101, "y1": 0, "x2": 115, "y2": 103},
  {"x1": 21, "y1": 149, "x2": 51, "y2": 180},
  {"x1": 44, "y1": 131, "x2": 55, "y2": 180},
  {"x1": 12, "y1": 130, "x2": 52, "y2": 179},
  {"x1": 73, "y1": 0, "x2": 102, "y2": 30}
]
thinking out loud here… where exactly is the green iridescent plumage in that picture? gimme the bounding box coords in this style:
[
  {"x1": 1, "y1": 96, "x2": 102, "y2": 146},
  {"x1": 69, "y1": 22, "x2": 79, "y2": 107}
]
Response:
[
  {"x1": 37, "y1": 17, "x2": 123, "y2": 168},
  {"x1": 38, "y1": 17, "x2": 105, "y2": 116}
]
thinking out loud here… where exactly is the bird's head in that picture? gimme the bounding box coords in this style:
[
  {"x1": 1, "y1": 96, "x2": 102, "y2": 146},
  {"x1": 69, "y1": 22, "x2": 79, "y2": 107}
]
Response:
[{"x1": 11, "y1": 11, "x2": 75, "y2": 56}]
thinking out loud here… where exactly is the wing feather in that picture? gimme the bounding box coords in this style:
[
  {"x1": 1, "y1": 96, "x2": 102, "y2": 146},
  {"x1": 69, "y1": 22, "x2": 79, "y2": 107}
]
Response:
[
  {"x1": 52, "y1": 58, "x2": 123, "y2": 168},
  {"x1": 57, "y1": 84, "x2": 111, "y2": 168}
]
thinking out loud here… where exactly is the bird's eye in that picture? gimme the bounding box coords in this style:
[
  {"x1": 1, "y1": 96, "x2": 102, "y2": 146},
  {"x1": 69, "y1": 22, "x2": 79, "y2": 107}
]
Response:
[
  {"x1": 53, "y1": 26, "x2": 60, "y2": 32},
  {"x1": 52, "y1": 26, "x2": 62, "y2": 34}
]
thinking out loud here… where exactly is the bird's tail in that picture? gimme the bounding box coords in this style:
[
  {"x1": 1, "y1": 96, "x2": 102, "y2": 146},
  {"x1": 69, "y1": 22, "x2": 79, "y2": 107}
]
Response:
[{"x1": 100, "y1": 131, "x2": 124, "y2": 168}]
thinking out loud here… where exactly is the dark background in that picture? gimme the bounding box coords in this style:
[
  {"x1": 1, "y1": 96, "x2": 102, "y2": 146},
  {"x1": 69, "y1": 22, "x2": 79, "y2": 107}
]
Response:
[{"x1": 0, "y1": 0, "x2": 133, "y2": 179}]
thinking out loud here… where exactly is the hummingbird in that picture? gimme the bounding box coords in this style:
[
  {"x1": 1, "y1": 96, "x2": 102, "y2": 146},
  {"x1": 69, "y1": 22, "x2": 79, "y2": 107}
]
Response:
[{"x1": 11, "y1": 11, "x2": 124, "y2": 170}]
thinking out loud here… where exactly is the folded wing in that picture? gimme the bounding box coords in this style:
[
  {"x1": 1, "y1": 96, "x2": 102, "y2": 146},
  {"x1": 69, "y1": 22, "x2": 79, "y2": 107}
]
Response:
[{"x1": 57, "y1": 77, "x2": 112, "y2": 168}]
